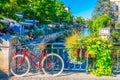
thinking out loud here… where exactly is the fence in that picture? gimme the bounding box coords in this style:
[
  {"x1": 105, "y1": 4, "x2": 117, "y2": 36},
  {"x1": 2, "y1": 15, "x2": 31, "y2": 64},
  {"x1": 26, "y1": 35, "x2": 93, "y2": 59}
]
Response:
[
  {"x1": 15, "y1": 43, "x2": 120, "y2": 73},
  {"x1": 112, "y1": 46, "x2": 120, "y2": 73},
  {"x1": 17, "y1": 43, "x2": 88, "y2": 72}
]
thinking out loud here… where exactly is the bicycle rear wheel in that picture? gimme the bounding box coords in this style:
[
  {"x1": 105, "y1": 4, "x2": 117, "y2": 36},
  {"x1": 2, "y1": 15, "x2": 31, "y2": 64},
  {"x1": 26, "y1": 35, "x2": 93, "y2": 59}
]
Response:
[
  {"x1": 10, "y1": 55, "x2": 30, "y2": 77},
  {"x1": 41, "y1": 53, "x2": 64, "y2": 76}
]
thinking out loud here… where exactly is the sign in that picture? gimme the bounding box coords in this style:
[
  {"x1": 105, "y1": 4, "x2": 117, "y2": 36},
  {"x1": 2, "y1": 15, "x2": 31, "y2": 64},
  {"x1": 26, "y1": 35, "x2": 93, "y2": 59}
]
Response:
[{"x1": 99, "y1": 28, "x2": 110, "y2": 35}]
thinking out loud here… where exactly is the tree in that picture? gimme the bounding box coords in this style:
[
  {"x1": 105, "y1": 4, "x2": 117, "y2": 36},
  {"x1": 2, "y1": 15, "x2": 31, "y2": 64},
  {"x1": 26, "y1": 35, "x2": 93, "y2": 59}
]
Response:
[
  {"x1": 35, "y1": 0, "x2": 56, "y2": 24},
  {"x1": 92, "y1": 0, "x2": 115, "y2": 20},
  {"x1": 0, "y1": 0, "x2": 18, "y2": 19},
  {"x1": 64, "y1": 12, "x2": 73, "y2": 24},
  {"x1": 54, "y1": 1, "x2": 73, "y2": 24},
  {"x1": 76, "y1": 16, "x2": 86, "y2": 24},
  {"x1": 90, "y1": 15, "x2": 111, "y2": 36},
  {"x1": 0, "y1": 0, "x2": 31, "y2": 20},
  {"x1": 0, "y1": 0, "x2": 73, "y2": 25}
]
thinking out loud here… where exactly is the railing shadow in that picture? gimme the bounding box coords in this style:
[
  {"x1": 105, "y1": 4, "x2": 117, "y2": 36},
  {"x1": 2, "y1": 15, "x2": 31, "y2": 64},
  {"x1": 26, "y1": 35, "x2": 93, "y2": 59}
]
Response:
[{"x1": 0, "y1": 70, "x2": 9, "y2": 80}]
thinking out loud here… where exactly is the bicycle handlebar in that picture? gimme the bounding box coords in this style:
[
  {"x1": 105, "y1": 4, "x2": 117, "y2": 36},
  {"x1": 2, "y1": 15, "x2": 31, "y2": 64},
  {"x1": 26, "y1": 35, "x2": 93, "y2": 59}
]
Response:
[{"x1": 13, "y1": 42, "x2": 44, "y2": 52}]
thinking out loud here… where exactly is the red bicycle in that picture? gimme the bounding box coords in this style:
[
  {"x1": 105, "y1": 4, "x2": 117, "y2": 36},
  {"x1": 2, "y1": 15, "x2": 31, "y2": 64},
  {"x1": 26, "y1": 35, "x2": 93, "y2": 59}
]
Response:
[{"x1": 10, "y1": 44, "x2": 64, "y2": 77}]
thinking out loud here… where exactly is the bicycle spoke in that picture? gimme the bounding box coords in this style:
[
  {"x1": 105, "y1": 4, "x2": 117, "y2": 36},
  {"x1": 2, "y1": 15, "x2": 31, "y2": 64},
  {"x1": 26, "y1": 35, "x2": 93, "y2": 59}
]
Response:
[{"x1": 10, "y1": 55, "x2": 30, "y2": 77}]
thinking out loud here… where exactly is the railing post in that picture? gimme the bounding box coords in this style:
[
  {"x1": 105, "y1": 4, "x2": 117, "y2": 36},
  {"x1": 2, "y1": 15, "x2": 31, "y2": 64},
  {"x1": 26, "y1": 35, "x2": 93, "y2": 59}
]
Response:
[{"x1": 86, "y1": 51, "x2": 88, "y2": 72}]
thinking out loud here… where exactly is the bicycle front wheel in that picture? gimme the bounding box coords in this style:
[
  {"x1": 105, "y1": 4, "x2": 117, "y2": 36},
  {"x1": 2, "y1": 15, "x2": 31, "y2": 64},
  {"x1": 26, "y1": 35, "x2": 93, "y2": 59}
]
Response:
[
  {"x1": 41, "y1": 53, "x2": 64, "y2": 76},
  {"x1": 10, "y1": 55, "x2": 30, "y2": 77}
]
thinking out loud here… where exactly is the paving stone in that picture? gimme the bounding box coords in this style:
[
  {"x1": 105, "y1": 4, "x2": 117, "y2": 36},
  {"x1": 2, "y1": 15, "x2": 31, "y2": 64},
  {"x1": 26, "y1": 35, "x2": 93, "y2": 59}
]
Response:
[{"x1": 8, "y1": 72, "x2": 120, "y2": 80}]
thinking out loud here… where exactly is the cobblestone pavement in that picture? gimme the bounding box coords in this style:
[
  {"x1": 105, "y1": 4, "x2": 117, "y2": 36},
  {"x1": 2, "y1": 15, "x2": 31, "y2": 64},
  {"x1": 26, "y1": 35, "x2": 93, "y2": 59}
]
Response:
[{"x1": 0, "y1": 72, "x2": 118, "y2": 80}]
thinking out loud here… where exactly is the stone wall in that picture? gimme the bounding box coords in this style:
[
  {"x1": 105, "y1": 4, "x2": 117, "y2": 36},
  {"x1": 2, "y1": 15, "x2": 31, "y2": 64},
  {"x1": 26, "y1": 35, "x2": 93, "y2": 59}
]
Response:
[{"x1": 0, "y1": 37, "x2": 17, "y2": 75}]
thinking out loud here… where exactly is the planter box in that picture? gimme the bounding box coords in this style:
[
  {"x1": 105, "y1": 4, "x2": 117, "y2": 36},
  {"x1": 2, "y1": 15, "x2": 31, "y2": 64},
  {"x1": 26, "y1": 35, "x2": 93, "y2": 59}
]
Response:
[{"x1": 76, "y1": 49, "x2": 97, "y2": 58}]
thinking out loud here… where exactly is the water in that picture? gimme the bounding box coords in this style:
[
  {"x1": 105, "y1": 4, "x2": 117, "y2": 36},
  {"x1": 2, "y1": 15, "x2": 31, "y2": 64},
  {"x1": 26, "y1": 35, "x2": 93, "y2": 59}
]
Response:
[{"x1": 81, "y1": 27, "x2": 91, "y2": 39}]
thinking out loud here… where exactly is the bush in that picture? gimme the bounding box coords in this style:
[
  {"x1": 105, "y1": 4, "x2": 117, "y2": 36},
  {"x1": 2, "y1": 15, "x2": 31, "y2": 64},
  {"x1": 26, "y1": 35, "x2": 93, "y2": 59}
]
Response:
[
  {"x1": 90, "y1": 15, "x2": 111, "y2": 36},
  {"x1": 117, "y1": 23, "x2": 120, "y2": 28},
  {"x1": 111, "y1": 30, "x2": 120, "y2": 42},
  {"x1": 83, "y1": 36, "x2": 113, "y2": 76}
]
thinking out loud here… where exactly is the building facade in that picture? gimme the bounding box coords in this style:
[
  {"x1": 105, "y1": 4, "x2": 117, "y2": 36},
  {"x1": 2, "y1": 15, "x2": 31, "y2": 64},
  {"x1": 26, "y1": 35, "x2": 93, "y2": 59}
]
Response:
[
  {"x1": 110, "y1": 0, "x2": 120, "y2": 21},
  {"x1": 65, "y1": 6, "x2": 70, "y2": 12}
]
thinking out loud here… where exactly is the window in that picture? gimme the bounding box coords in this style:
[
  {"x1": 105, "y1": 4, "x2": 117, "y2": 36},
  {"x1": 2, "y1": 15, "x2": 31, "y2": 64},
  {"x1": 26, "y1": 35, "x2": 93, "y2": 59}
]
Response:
[{"x1": 116, "y1": 5, "x2": 119, "y2": 11}]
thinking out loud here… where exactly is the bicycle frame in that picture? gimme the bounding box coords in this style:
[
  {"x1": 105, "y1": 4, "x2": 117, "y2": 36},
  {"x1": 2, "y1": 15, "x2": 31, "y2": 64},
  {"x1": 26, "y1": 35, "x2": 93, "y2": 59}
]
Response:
[{"x1": 16, "y1": 48, "x2": 53, "y2": 68}]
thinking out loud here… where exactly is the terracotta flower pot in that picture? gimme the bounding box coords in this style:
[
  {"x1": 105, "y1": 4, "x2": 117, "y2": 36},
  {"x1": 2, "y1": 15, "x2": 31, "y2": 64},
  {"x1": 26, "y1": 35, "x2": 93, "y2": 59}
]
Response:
[
  {"x1": 88, "y1": 54, "x2": 97, "y2": 58},
  {"x1": 82, "y1": 49, "x2": 87, "y2": 58},
  {"x1": 76, "y1": 49, "x2": 87, "y2": 58},
  {"x1": 76, "y1": 49, "x2": 80, "y2": 58}
]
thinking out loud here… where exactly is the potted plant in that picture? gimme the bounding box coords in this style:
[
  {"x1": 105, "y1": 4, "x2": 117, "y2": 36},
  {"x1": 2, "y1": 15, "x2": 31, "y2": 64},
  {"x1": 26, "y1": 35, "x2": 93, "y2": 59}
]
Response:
[{"x1": 65, "y1": 29, "x2": 84, "y2": 63}]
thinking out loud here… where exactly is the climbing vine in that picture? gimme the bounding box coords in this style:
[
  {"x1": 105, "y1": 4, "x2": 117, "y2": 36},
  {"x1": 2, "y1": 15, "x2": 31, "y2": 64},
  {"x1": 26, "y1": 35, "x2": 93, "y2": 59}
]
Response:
[{"x1": 83, "y1": 36, "x2": 113, "y2": 76}]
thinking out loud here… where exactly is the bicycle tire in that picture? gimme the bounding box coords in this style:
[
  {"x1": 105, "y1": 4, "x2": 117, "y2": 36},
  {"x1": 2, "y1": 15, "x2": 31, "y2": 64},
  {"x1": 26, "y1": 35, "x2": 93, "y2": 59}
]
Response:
[
  {"x1": 10, "y1": 55, "x2": 30, "y2": 77},
  {"x1": 41, "y1": 53, "x2": 64, "y2": 76}
]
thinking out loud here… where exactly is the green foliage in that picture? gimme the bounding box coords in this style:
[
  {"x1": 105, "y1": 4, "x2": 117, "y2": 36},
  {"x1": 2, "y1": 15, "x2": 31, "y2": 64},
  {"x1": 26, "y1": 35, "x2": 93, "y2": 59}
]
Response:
[
  {"x1": 87, "y1": 20, "x2": 93, "y2": 29},
  {"x1": 92, "y1": 0, "x2": 115, "y2": 20},
  {"x1": 0, "y1": 0, "x2": 73, "y2": 25},
  {"x1": 33, "y1": 29, "x2": 45, "y2": 38},
  {"x1": 116, "y1": 23, "x2": 120, "y2": 28},
  {"x1": 76, "y1": 16, "x2": 86, "y2": 24},
  {"x1": 0, "y1": 22, "x2": 5, "y2": 30},
  {"x1": 18, "y1": 35, "x2": 27, "y2": 44},
  {"x1": 111, "y1": 30, "x2": 120, "y2": 42},
  {"x1": 35, "y1": 0, "x2": 56, "y2": 24},
  {"x1": 0, "y1": 0, "x2": 23, "y2": 20},
  {"x1": 83, "y1": 36, "x2": 113, "y2": 76},
  {"x1": 55, "y1": 1, "x2": 73, "y2": 24},
  {"x1": 65, "y1": 29, "x2": 82, "y2": 63},
  {"x1": 90, "y1": 15, "x2": 111, "y2": 36}
]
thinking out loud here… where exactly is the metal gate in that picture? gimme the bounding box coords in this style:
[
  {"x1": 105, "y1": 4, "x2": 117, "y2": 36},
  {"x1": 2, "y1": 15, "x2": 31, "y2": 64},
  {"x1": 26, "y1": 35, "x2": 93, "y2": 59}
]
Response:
[{"x1": 112, "y1": 47, "x2": 120, "y2": 73}]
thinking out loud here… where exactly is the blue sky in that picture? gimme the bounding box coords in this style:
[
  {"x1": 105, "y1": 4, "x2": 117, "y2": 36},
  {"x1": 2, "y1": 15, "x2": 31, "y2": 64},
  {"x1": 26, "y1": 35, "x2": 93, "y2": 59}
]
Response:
[{"x1": 61, "y1": 0, "x2": 97, "y2": 19}]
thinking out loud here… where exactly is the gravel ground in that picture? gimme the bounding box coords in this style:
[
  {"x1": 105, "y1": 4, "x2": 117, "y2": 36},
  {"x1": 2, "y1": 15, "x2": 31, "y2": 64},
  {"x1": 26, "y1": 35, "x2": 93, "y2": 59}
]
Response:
[{"x1": 0, "y1": 72, "x2": 118, "y2": 80}]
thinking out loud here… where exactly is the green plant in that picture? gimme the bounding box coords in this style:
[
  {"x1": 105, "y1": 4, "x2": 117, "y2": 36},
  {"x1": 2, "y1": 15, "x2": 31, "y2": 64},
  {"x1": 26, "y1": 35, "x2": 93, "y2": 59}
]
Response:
[
  {"x1": 90, "y1": 15, "x2": 111, "y2": 36},
  {"x1": 65, "y1": 29, "x2": 82, "y2": 63},
  {"x1": 18, "y1": 35, "x2": 27, "y2": 44},
  {"x1": 76, "y1": 16, "x2": 86, "y2": 24},
  {"x1": 111, "y1": 30, "x2": 120, "y2": 42},
  {"x1": 117, "y1": 23, "x2": 120, "y2": 28},
  {"x1": 83, "y1": 36, "x2": 113, "y2": 76},
  {"x1": 33, "y1": 29, "x2": 45, "y2": 38}
]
